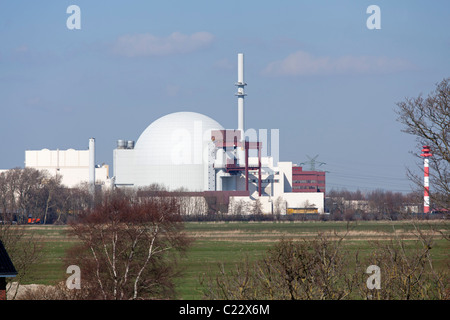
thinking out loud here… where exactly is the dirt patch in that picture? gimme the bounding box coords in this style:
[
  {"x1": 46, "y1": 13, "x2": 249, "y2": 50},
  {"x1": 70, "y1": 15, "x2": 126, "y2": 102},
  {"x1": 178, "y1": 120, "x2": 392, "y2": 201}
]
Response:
[{"x1": 6, "y1": 282, "x2": 53, "y2": 300}]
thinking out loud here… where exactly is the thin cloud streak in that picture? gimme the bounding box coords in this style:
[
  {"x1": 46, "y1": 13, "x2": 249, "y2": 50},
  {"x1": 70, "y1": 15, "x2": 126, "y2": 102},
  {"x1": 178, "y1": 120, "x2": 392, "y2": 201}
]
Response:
[
  {"x1": 262, "y1": 50, "x2": 415, "y2": 76},
  {"x1": 112, "y1": 31, "x2": 214, "y2": 57}
]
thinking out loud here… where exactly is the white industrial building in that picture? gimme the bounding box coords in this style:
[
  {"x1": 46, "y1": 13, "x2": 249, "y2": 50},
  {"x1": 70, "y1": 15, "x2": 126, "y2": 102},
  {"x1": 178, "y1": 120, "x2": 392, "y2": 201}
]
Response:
[
  {"x1": 113, "y1": 54, "x2": 325, "y2": 215},
  {"x1": 25, "y1": 138, "x2": 112, "y2": 189}
]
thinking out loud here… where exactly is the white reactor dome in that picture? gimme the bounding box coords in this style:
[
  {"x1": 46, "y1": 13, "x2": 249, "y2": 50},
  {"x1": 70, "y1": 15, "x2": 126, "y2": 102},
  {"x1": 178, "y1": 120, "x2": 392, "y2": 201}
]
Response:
[
  {"x1": 134, "y1": 111, "x2": 223, "y2": 165},
  {"x1": 131, "y1": 111, "x2": 224, "y2": 190}
]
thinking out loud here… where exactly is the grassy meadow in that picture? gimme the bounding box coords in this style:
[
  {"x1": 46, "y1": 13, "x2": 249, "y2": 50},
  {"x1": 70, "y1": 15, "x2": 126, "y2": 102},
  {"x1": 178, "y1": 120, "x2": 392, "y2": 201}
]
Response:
[{"x1": 15, "y1": 220, "x2": 450, "y2": 300}]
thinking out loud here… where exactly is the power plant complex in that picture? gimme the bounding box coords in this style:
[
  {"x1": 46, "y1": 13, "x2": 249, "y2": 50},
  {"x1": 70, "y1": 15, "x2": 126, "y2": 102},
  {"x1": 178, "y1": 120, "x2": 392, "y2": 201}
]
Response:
[{"x1": 21, "y1": 53, "x2": 327, "y2": 215}]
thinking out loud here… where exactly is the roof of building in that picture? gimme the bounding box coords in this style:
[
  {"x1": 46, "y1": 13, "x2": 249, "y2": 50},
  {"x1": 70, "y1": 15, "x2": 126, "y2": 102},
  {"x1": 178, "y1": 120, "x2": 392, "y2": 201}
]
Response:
[{"x1": 0, "y1": 240, "x2": 17, "y2": 277}]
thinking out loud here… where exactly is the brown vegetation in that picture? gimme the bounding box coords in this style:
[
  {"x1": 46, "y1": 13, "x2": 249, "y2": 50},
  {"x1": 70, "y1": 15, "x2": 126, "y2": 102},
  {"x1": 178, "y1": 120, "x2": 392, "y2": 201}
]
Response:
[
  {"x1": 65, "y1": 190, "x2": 192, "y2": 300},
  {"x1": 201, "y1": 223, "x2": 449, "y2": 300}
]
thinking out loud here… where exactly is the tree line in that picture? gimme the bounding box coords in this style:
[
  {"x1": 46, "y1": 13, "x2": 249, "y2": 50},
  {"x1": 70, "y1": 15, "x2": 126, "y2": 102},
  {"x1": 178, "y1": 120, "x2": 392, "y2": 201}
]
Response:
[
  {"x1": 325, "y1": 188, "x2": 428, "y2": 221},
  {"x1": 1, "y1": 167, "x2": 447, "y2": 225},
  {"x1": 0, "y1": 168, "x2": 92, "y2": 225}
]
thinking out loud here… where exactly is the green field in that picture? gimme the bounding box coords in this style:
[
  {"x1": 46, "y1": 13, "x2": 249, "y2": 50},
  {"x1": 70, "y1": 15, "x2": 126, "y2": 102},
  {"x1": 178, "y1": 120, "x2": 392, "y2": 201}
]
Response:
[{"x1": 13, "y1": 220, "x2": 450, "y2": 300}]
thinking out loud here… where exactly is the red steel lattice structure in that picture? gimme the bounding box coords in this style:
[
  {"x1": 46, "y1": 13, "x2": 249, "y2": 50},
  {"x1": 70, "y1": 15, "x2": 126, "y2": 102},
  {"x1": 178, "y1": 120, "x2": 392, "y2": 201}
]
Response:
[
  {"x1": 420, "y1": 145, "x2": 432, "y2": 213},
  {"x1": 211, "y1": 130, "x2": 263, "y2": 196}
]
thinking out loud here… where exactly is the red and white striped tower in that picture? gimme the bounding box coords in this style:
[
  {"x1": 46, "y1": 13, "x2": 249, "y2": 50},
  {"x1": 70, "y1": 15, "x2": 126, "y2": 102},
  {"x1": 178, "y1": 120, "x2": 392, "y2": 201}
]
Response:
[{"x1": 420, "y1": 146, "x2": 432, "y2": 213}]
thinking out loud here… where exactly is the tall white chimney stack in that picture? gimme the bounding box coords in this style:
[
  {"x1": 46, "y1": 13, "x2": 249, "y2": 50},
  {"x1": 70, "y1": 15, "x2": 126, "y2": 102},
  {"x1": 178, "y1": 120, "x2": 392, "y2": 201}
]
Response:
[
  {"x1": 89, "y1": 137, "x2": 95, "y2": 193},
  {"x1": 238, "y1": 53, "x2": 244, "y2": 85},
  {"x1": 235, "y1": 53, "x2": 246, "y2": 137}
]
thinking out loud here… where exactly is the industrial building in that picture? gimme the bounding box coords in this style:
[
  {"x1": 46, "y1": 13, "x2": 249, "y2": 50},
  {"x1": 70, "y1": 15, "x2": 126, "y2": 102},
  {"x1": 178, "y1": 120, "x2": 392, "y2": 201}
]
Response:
[
  {"x1": 292, "y1": 166, "x2": 326, "y2": 194},
  {"x1": 113, "y1": 53, "x2": 326, "y2": 215},
  {"x1": 24, "y1": 138, "x2": 112, "y2": 189}
]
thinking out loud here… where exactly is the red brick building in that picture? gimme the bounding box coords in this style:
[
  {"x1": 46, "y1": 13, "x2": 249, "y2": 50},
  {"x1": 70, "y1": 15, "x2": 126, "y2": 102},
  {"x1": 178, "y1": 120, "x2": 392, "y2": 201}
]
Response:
[{"x1": 291, "y1": 166, "x2": 326, "y2": 195}]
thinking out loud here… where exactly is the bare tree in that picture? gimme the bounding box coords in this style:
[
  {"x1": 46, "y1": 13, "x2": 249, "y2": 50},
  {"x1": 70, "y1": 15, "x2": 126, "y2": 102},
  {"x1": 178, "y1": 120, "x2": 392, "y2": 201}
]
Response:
[
  {"x1": 40, "y1": 174, "x2": 64, "y2": 224},
  {"x1": 229, "y1": 199, "x2": 250, "y2": 216},
  {"x1": 396, "y1": 77, "x2": 450, "y2": 210},
  {"x1": 0, "y1": 227, "x2": 44, "y2": 300},
  {"x1": 0, "y1": 168, "x2": 51, "y2": 299},
  {"x1": 0, "y1": 168, "x2": 21, "y2": 222},
  {"x1": 359, "y1": 221, "x2": 449, "y2": 300},
  {"x1": 251, "y1": 198, "x2": 263, "y2": 216},
  {"x1": 67, "y1": 190, "x2": 192, "y2": 300},
  {"x1": 273, "y1": 196, "x2": 286, "y2": 217},
  {"x1": 59, "y1": 184, "x2": 93, "y2": 223},
  {"x1": 0, "y1": 221, "x2": 43, "y2": 299}
]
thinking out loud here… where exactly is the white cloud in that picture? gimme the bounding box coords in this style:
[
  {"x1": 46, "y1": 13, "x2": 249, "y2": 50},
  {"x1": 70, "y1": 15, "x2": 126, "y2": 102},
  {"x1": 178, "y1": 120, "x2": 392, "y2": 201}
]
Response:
[
  {"x1": 262, "y1": 50, "x2": 414, "y2": 76},
  {"x1": 112, "y1": 31, "x2": 214, "y2": 57}
]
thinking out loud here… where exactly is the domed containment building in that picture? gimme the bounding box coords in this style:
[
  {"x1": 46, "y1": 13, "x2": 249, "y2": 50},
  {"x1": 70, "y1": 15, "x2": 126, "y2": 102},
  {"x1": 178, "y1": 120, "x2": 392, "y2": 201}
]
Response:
[{"x1": 114, "y1": 112, "x2": 224, "y2": 191}]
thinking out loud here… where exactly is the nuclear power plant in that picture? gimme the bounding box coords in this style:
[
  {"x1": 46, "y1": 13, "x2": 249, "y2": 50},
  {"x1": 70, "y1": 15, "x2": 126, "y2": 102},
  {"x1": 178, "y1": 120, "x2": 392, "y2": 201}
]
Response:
[{"x1": 22, "y1": 53, "x2": 326, "y2": 215}]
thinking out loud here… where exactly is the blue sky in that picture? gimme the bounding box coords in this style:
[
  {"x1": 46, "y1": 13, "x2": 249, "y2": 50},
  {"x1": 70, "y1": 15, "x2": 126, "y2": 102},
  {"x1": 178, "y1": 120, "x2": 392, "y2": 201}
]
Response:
[{"x1": 1, "y1": 0, "x2": 449, "y2": 193}]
